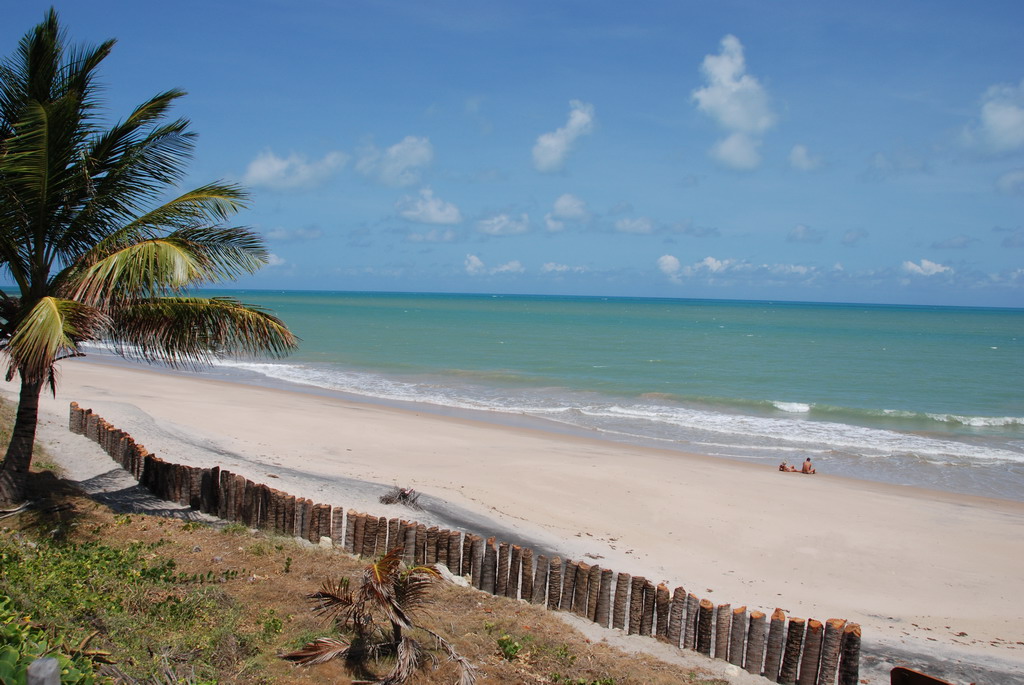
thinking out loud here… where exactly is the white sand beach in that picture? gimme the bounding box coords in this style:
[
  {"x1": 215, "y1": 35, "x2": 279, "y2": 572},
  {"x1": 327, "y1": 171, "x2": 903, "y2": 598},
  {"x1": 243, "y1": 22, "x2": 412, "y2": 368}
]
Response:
[{"x1": 5, "y1": 358, "x2": 1023, "y2": 683}]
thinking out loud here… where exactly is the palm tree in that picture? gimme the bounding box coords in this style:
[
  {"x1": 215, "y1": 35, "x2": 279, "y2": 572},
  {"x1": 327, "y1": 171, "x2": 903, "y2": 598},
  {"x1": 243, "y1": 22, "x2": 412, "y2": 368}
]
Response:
[
  {"x1": 0, "y1": 9, "x2": 297, "y2": 504},
  {"x1": 283, "y1": 547, "x2": 477, "y2": 685}
]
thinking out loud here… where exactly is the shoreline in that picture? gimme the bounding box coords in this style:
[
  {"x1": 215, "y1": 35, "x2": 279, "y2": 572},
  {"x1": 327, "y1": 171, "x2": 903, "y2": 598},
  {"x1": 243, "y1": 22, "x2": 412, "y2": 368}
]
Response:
[{"x1": 5, "y1": 356, "x2": 1024, "y2": 683}]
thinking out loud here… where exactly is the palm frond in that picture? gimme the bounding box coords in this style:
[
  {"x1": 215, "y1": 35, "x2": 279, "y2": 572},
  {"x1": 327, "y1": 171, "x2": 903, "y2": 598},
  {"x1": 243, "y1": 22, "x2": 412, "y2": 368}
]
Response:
[
  {"x1": 308, "y1": 577, "x2": 354, "y2": 621},
  {"x1": 106, "y1": 296, "x2": 297, "y2": 366},
  {"x1": 69, "y1": 223, "x2": 265, "y2": 306},
  {"x1": 3, "y1": 296, "x2": 106, "y2": 383},
  {"x1": 280, "y1": 637, "x2": 351, "y2": 665},
  {"x1": 375, "y1": 635, "x2": 425, "y2": 685},
  {"x1": 420, "y1": 627, "x2": 478, "y2": 685},
  {"x1": 392, "y1": 569, "x2": 440, "y2": 618}
]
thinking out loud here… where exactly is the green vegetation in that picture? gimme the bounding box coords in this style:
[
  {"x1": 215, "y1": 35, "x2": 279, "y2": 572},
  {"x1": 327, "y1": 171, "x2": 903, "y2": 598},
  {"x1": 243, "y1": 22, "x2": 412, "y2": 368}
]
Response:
[
  {"x1": 0, "y1": 597, "x2": 98, "y2": 684},
  {"x1": 0, "y1": 531, "x2": 265, "y2": 682}
]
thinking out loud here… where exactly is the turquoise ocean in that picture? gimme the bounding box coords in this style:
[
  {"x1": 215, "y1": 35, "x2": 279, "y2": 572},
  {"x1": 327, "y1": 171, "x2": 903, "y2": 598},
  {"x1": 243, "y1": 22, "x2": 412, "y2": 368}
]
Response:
[{"x1": 195, "y1": 291, "x2": 1023, "y2": 502}]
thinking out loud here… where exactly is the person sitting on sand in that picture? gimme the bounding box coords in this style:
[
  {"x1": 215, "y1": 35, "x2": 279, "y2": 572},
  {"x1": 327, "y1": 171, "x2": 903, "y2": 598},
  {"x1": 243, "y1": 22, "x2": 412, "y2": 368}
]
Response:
[
  {"x1": 779, "y1": 461, "x2": 797, "y2": 472},
  {"x1": 801, "y1": 458, "x2": 816, "y2": 474}
]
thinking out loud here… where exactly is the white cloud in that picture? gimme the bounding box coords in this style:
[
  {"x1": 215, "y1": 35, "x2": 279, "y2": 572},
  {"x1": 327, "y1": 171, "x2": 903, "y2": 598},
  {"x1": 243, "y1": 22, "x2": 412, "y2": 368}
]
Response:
[
  {"x1": 693, "y1": 35, "x2": 775, "y2": 133},
  {"x1": 552, "y1": 193, "x2": 588, "y2": 219},
  {"x1": 902, "y1": 259, "x2": 952, "y2": 276},
  {"x1": 265, "y1": 227, "x2": 323, "y2": 242},
  {"x1": 464, "y1": 254, "x2": 525, "y2": 275},
  {"x1": 243, "y1": 150, "x2": 347, "y2": 189},
  {"x1": 684, "y1": 256, "x2": 735, "y2": 275},
  {"x1": 842, "y1": 229, "x2": 868, "y2": 246},
  {"x1": 789, "y1": 144, "x2": 822, "y2": 171},
  {"x1": 407, "y1": 228, "x2": 456, "y2": 243},
  {"x1": 996, "y1": 169, "x2": 1024, "y2": 195},
  {"x1": 542, "y1": 262, "x2": 587, "y2": 274},
  {"x1": 711, "y1": 132, "x2": 761, "y2": 170},
  {"x1": 396, "y1": 187, "x2": 462, "y2": 224},
  {"x1": 615, "y1": 217, "x2": 654, "y2": 234},
  {"x1": 356, "y1": 136, "x2": 433, "y2": 186},
  {"x1": 770, "y1": 263, "x2": 812, "y2": 276},
  {"x1": 657, "y1": 255, "x2": 682, "y2": 283},
  {"x1": 787, "y1": 224, "x2": 825, "y2": 244},
  {"x1": 867, "y1": 149, "x2": 928, "y2": 178},
  {"x1": 532, "y1": 100, "x2": 595, "y2": 172},
  {"x1": 266, "y1": 253, "x2": 286, "y2": 267},
  {"x1": 544, "y1": 193, "x2": 589, "y2": 231},
  {"x1": 465, "y1": 254, "x2": 486, "y2": 275},
  {"x1": 963, "y1": 80, "x2": 1024, "y2": 155},
  {"x1": 492, "y1": 260, "x2": 525, "y2": 274},
  {"x1": 544, "y1": 215, "x2": 565, "y2": 232},
  {"x1": 477, "y1": 213, "x2": 530, "y2": 235}
]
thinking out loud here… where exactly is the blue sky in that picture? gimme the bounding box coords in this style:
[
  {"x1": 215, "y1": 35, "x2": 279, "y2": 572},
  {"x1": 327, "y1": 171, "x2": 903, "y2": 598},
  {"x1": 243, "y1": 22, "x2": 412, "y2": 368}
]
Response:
[{"x1": 7, "y1": 1, "x2": 1024, "y2": 306}]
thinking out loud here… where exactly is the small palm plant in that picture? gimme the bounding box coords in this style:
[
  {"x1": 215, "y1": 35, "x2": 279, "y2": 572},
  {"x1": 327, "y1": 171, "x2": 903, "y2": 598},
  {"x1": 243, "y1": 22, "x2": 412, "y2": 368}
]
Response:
[{"x1": 282, "y1": 547, "x2": 477, "y2": 685}]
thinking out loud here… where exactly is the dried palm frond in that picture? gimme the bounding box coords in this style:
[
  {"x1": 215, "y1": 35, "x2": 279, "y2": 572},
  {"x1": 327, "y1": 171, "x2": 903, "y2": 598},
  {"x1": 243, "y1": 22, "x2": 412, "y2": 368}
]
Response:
[
  {"x1": 422, "y1": 627, "x2": 479, "y2": 685},
  {"x1": 280, "y1": 637, "x2": 351, "y2": 665},
  {"x1": 308, "y1": 577, "x2": 354, "y2": 621}
]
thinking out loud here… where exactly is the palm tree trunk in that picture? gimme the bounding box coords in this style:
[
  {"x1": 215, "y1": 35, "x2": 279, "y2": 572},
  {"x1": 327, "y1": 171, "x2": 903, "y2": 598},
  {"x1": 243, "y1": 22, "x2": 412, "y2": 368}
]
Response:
[{"x1": 0, "y1": 374, "x2": 44, "y2": 504}]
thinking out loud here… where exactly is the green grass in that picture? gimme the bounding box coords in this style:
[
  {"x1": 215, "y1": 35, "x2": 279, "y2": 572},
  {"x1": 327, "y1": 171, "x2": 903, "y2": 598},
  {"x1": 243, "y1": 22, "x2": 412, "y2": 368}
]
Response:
[{"x1": 0, "y1": 531, "x2": 266, "y2": 682}]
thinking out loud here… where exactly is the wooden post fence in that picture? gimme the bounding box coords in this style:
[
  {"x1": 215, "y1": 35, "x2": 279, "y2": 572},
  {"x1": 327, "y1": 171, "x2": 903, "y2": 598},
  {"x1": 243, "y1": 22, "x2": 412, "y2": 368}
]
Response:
[{"x1": 66, "y1": 402, "x2": 861, "y2": 683}]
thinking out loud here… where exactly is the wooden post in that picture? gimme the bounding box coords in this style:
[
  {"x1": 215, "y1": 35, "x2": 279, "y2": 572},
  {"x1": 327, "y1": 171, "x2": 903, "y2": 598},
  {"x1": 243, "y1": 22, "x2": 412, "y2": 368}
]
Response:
[
  {"x1": 520, "y1": 547, "x2": 534, "y2": 601},
  {"x1": 344, "y1": 510, "x2": 357, "y2": 551},
  {"x1": 684, "y1": 593, "x2": 700, "y2": 650},
  {"x1": 595, "y1": 568, "x2": 612, "y2": 627},
  {"x1": 319, "y1": 506, "x2": 334, "y2": 542},
  {"x1": 560, "y1": 560, "x2": 578, "y2": 611},
  {"x1": 404, "y1": 525, "x2": 417, "y2": 566},
  {"x1": 462, "y1": 533, "x2": 474, "y2": 577},
  {"x1": 586, "y1": 565, "x2": 601, "y2": 622},
  {"x1": 817, "y1": 618, "x2": 846, "y2": 685},
  {"x1": 388, "y1": 519, "x2": 401, "y2": 553},
  {"x1": 306, "y1": 501, "x2": 321, "y2": 542},
  {"x1": 714, "y1": 603, "x2": 732, "y2": 660},
  {"x1": 351, "y1": 512, "x2": 365, "y2": 555},
  {"x1": 530, "y1": 553, "x2": 547, "y2": 604},
  {"x1": 448, "y1": 530, "x2": 463, "y2": 573},
  {"x1": 745, "y1": 610, "x2": 767, "y2": 675},
  {"x1": 763, "y1": 608, "x2": 787, "y2": 681},
  {"x1": 667, "y1": 586, "x2": 686, "y2": 647},
  {"x1": 572, "y1": 563, "x2": 590, "y2": 617},
  {"x1": 779, "y1": 617, "x2": 806, "y2": 685},
  {"x1": 332, "y1": 509, "x2": 346, "y2": 546},
  {"x1": 612, "y1": 572, "x2": 630, "y2": 630},
  {"x1": 470, "y1": 535, "x2": 484, "y2": 588},
  {"x1": 263, "y1": 486, "x2": 276, "y2": 530},
  {"x1": 797, "y1": 619, "x2": 824, "y2": 685},
  {"x1": 437, "y1": 530, "x2": 449, "y2": 568},
  {"x1": 217, "y1": 470, "x2": 231, "y2": 519},
  {"x1": 68, "y1": 402, "x2": 80, "y2": 433},
  {"x1": 482, "y1": 537, "x2": 497, "y2": 594},
  {"x1": 365, "y1": 515, "x2": 381, "y2": 554},
  {"x1": 639, "y1": 579, "x2": 656, "y2": 636},
  {"x1": 627, "y1": 575, "x2": 645, "y2": 635},
  {"x1": 697, "y1": 599, "x2": 715, "y2": 655},
  {"x1": 546, "y1": 557, "x2": 562, "y2": 609},
  {"x1": 302, "y1": 499, "x2": 315, "y2": 542},
  {"x1": 496, "y1": 542, "x2": 510, "y2": 596},
  {"x1": 415, "y1": 524, "x2": 427, "y2": 565},
  {"x1": 655, "y1": 583, "x2": 670, "y2": 638},
  {"x1": 426, "y1": 527, "x2": 439, "y2": 565},
  {"x1": 728, "y1": 605, "x2": 747, "y2": 666},
  {"x1": 838, "y1": 623, "x2": 861, "y2": 685},
  {"x1": 507, "y1": 545, "x2": 522, "y2": 599}
]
